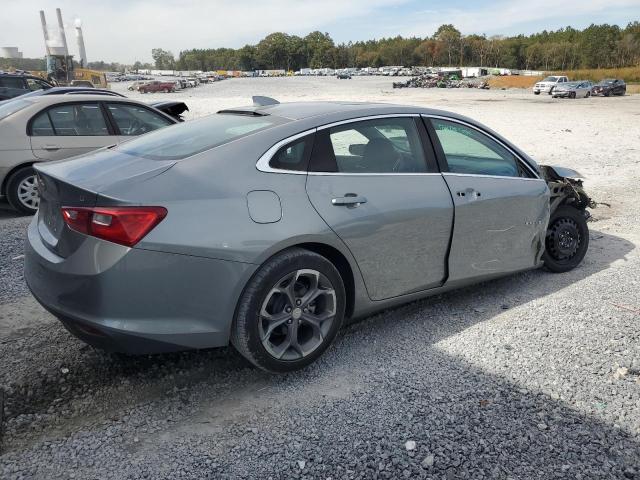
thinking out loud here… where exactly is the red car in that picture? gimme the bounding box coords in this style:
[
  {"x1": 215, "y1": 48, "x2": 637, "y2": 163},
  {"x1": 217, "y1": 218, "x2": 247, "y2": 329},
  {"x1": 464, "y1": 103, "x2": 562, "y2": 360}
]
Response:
[{"x1": 139, "y1": 80, "x2": 175, "y2": 93}]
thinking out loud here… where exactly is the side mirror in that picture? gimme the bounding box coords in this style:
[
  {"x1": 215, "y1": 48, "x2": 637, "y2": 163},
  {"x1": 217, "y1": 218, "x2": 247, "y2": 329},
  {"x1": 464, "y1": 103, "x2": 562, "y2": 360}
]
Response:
[{"x1": 348, "y1": 144, "x2": 365, "y2": 156}]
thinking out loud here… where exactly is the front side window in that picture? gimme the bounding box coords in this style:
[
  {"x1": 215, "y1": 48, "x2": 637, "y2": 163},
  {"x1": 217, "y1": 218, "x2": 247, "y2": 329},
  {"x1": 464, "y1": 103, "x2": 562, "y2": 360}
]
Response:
[
  {"x1": 431, "y1": 119, "x2": 525, "y2": 178},
  {"x1": 312, "y1": 117, "x2": 428, "y2": 173},
  {"x1": 41, "y1": 103, "x2": 109, "y2": 136},
  {"x1": 107, "y1": 103, "x2": 173, "y2": 136},
  {"x1": 26, "y1": 78, "x2": 49, "y2": 91}
]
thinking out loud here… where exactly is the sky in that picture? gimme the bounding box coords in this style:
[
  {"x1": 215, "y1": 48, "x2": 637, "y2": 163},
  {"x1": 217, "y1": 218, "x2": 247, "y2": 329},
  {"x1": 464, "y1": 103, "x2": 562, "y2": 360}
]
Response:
[{"x1": 1, "y1": 0, "x2": 639, "y2": 64}]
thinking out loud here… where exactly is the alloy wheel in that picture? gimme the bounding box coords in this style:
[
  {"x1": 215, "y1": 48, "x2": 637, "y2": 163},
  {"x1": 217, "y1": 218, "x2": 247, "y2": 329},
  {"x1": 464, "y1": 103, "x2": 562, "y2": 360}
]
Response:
[
  {"x1": 259, "y1": 269, "x2": 337, "y2": 361},
  {"x1": 17, "y1": 174, "x2": 39, "y2": 210}
]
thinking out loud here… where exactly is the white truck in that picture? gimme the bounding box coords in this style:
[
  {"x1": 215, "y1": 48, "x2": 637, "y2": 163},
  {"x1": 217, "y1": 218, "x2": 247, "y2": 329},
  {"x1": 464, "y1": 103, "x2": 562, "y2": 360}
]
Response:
[{"x1": 533, "y1": 75, "x2": 569, "y2": 95}]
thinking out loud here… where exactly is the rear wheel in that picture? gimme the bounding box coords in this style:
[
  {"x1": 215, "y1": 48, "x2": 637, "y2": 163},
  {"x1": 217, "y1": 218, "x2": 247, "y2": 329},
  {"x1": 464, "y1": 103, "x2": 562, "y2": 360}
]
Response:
[
  {"x1": 231, "y1": 248, "x2": 345, "y2": 372},
  {"x1": 6, "y1": 166, "x2": 39, "y2": 215},
  {"x1": 543, "y1": 206, "x2": 589, "y2": 273},
  {"x1": 585, "y1": 91, "x2": 590, "y2": 98}
]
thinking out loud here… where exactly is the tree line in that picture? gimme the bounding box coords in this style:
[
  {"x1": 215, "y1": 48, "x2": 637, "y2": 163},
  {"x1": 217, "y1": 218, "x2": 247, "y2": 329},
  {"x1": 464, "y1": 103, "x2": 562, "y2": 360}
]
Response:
[
  {"x1": 152, "y1": 22, "x2": 639, "y2": 72},
  {"x1": 2, "y1": 22, "x2": 638, "y2": 74}
]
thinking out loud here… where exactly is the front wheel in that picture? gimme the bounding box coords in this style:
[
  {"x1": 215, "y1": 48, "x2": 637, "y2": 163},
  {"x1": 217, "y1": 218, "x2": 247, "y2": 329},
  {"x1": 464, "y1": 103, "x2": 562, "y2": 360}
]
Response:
[
  {"x1": 6, "y1": 166, "x2": 39, "y2": 215},
  {"x1": 231, "y1": 248, "x2": 346, "y2": 372},
  {"x1": 543, "y1": 206, "x2": 589, "y2": 273}
]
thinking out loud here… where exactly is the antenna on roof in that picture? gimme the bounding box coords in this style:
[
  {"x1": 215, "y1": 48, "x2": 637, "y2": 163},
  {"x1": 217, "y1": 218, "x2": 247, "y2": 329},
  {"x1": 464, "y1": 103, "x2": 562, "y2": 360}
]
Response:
[{"x1": 252, "y1": 96, "x2": 279, "y2": 106}]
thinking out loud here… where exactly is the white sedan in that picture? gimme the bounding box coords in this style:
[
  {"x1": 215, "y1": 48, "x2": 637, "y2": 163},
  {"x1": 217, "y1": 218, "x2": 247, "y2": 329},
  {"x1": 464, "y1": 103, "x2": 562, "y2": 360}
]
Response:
[
  {"x1": 552, "y1": 81, "x2": 594, "y2": 99},
  {"x1": 0, "y1": 95, "x2": 179, "y2": 214}
]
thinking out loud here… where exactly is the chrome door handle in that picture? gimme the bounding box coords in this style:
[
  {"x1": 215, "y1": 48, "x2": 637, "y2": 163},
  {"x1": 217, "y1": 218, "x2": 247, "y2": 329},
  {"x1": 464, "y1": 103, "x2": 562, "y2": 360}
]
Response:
[
  {"x1": 332, "y1": 195, "x2": 368, "y2": 207},
  {"x1": 43, "y1": 145, "x2": 60, "y2": 151},
  {"x1": 456, "y1": 189, "x2": 481, "y2": 198}
]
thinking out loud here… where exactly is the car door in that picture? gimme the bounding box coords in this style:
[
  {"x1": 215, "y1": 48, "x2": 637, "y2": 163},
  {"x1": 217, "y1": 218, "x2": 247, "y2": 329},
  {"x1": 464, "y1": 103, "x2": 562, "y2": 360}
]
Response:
[
  {"x1": 30, "y1": 102, "x2": 116, "y2": 161},
  {"x1": 426, "y1": 116, "x2": 549, "y2": 284},
  {"x1": 104, "y1": 102, "x2": 175, "y2": 142},
  {"x1": 305, "y1": 115, "x2": 454, "y2": 300}
]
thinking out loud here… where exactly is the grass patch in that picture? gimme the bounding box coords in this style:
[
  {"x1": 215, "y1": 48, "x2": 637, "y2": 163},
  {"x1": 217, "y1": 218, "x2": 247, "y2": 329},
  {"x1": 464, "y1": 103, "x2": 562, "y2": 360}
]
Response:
[{"x1": 553, "y1": 66, "x2": 640, "y2": 83}]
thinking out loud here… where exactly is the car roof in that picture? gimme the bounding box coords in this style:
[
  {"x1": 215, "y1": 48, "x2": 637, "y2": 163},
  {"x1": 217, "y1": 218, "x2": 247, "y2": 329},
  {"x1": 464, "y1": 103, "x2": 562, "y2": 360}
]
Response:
[
  {"x1": 19, "y1": 94, "x2": 152, "y2": 106},
  {"x1": 221, "y1": 101, "x2": 448, "y2": 121}
]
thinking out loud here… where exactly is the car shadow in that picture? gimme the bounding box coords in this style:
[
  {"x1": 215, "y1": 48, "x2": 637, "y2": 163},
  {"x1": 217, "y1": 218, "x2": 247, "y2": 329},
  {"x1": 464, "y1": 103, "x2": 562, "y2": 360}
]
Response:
[{"x1": 0, "y1": 228, "x2": 636, "y2": 464}]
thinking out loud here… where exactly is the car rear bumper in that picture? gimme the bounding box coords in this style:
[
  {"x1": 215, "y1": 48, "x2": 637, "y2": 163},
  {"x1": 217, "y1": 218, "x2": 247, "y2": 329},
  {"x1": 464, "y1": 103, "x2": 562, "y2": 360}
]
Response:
[{"x1": 25, "y1": 215, "x2": 256, "y2": 354}]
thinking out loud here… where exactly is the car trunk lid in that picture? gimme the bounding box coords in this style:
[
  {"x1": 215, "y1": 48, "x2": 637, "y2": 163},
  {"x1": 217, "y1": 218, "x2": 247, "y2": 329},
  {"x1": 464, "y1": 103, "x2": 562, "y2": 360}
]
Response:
[{"x1": 34, "y1": 148, "x2": 175, "y2": 258}]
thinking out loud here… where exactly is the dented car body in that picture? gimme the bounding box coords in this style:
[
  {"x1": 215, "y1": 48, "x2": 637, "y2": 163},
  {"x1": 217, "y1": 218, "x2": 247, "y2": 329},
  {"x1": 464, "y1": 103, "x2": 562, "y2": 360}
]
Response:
[{"x1": 24, "y1": 101, "x2": 592, "y2": 371}]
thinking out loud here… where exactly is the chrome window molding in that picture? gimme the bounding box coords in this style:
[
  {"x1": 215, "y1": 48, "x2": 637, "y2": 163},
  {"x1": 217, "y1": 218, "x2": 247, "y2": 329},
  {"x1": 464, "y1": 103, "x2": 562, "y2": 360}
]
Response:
[
  {"x1": 256, "y1": 128, "x2": 316, "y2": 174},
  {"x1": 442, "y1": 172, "x2": 545, "y2": 182},
  {"x1": 423, "y1": 114, "x2": 541, "y2": 180},
  {"x1": 316, "y1": 113, "x2": 420, "y2": 131},
  {"x1": 308, "y1": 172, "x2": 441, "y2": 177}
]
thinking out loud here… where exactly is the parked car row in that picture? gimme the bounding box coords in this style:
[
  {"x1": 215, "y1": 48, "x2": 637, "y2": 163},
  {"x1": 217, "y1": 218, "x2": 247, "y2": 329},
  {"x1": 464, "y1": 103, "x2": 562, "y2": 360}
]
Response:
[{"x1": 533, "y1": 76, "x2": 627, "y2": 98}]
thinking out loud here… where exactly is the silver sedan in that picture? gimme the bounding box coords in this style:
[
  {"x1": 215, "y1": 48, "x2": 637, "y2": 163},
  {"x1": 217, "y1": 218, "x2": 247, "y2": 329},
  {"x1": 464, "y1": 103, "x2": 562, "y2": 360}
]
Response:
[
  {"x1": 24, "y1": 99, "x2": 593, "y2": 372},
  {"x1": 552, "y1": 81, "x2": 594, "y2": 99}
]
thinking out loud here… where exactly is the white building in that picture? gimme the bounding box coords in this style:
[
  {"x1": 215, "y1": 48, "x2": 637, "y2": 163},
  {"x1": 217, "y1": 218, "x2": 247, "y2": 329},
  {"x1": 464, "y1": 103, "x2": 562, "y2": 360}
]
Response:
[{"x1": 0, "y1": 47, "x2": 23, "y2": 59}]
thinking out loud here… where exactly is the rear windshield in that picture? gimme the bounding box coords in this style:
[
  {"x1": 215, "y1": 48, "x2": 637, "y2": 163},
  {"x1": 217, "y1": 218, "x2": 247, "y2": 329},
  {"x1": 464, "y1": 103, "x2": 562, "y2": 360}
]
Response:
[
  {"x1": 0, "y1": 99, "x2": 32, "y2": 121},
  {"x1": 116, "y1": 113, "x2": 281, "y2": 160}
]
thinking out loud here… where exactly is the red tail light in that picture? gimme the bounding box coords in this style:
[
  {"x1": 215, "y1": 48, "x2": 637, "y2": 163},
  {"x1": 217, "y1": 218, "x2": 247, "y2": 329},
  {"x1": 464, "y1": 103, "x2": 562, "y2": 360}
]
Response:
[{"x1": 61, "y1": 206, "x2": 167, "y2": 247}]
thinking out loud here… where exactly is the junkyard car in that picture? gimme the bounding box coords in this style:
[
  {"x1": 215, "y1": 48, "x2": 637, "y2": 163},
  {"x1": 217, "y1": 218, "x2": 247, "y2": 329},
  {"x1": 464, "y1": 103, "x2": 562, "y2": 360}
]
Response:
[
  {"x1": 0, "y1": 94, "x2": 181, "y2": 214},
  {"x1": 552, "y1": 81, "x2": 593, "y2": 99},
  {"x1": 138, "y1": 81, "x2": 176, "y2": 93},
  {"x1": 591, "y1": 78, "x2": 626, "y2": 96},
  {"x1": 24, "y1": 100, "x2": 593, "y2": 372},
  {"x1": 533, "y1": 75, "x2": 569, "y2": 95},
  {"x1": 0, "y1": 72, "x2": 55, "y2": 101}
]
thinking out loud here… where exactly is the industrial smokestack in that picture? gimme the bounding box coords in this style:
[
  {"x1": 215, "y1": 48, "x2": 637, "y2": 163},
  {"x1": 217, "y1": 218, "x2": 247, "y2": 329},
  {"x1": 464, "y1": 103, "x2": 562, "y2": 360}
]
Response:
[
  {"x1": 55, "y1": 8, "x2": 69, "y2": 56},
  {"x1": 74, "y1": 18, "x2": 87, "y2": 67},
  {"x1": 40, "y1": 11, "x2": 51, "y2": 55}
]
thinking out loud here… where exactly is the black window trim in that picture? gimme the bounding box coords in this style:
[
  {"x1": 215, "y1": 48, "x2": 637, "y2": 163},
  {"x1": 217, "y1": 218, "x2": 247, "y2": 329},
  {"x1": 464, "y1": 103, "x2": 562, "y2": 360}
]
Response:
[
  {"x1": 424, "y1": 115, "x2": 541, "y2": 180},
  {"x1": 27, "y1": 100, "x2": 116, "y2": 137}
]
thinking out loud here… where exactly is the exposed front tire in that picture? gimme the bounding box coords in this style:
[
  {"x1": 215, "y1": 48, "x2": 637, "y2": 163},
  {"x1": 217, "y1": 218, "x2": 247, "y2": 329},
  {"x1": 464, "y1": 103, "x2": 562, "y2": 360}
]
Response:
[
  {"x1": 534, "y1": 91, "x2": 540, "y2": 95},
  {"x1": 231, "y1": 248, "x2": 346, "y2": 373},
  {"x1": 543, "y1": 206, "x2": 589, "y2": 273},
  {"x1": 6, "y1": 166, "x2": 39, "y2": 215}
]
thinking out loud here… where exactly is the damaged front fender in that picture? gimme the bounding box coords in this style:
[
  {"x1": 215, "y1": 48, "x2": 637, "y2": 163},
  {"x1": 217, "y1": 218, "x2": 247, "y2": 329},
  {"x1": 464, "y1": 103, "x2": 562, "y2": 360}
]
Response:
[{"x1": 540, "y1": 165, "x2": 596, "y2": 216}]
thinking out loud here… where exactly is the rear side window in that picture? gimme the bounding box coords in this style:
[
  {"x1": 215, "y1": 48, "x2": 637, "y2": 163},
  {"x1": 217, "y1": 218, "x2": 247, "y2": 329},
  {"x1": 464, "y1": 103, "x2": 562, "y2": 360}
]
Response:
[
  {"x1": 431, "y1": 119, "x2": 525, "y2": 177},
  {"x1": 117, "y1": 113, "x2": 279, "y2": 160},
  {"x1": 268, "y1": 135, "x2": 313, "y2": 172},
  {"x1": 107, "y1": 103, "x2": 173, "y2": 136},
  {"x1": 31, "y1": 112, "x2": 55, "y2": 136},
  {"x1": 0, "y1": 77, "x2": 25, "y2": 89},
  {"x1": 37, "y1": 103, "x2": 109, "y2": 136}
]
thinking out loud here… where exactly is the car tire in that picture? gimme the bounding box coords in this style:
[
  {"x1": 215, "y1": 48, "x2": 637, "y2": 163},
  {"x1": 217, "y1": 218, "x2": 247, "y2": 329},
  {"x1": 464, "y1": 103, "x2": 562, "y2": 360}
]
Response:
[
  {"x1": 542, "y1": 206, "x2": 589, "y2": 273},
  {"x1": 585, "y1": 91, "x2": 590, "y2": 98},
  {"x1": 231, "y1": 248, "x2": 346, "y2": 373},
  {"x1": 570, "y1": 91, "x2": 576, "y2": 99},
  {"x1": 6, "y1": 166, "x2": 39, "y2": 215},
  {"x1": 534, "y1": 91, "x2": 540, "y2": 95}
]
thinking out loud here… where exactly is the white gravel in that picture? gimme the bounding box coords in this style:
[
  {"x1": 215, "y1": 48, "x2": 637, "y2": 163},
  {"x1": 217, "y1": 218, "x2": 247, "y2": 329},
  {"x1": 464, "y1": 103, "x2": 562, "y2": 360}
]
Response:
[{"x1": 0, "y1": 77, "x2": 639, "y2": 479}]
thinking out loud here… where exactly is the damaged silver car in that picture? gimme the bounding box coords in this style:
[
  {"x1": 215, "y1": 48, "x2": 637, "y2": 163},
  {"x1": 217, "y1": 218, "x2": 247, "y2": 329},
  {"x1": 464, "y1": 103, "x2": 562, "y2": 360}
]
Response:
[{"x1": 25, "y1": 99, "x2": 593, "y2": 372}]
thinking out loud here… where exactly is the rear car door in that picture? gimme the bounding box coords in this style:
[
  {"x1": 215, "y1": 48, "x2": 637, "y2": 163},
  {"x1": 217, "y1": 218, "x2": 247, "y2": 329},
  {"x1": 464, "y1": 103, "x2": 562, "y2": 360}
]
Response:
[
  {"x1": 30, "y1": 102, "x2": 116, "y2": 161},
  {"x1": 426, "y1": 116, "x2": 549, "y2": 284},
  {"x1": 104, "y1": 102, "x2": 174, "y2": 142},
  {"x1": 305, "y1": 115, "x2": 454, "y2": 300}
]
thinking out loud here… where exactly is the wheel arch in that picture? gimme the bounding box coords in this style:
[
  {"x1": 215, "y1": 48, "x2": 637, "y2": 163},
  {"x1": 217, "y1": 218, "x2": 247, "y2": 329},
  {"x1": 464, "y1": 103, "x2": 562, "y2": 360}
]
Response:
[
  {"x1": 2, "y1": 162, "x2": 38, "y2": 196},
  {"x1": 295, "y1": 242, "x2": 356, "y2": 319}
]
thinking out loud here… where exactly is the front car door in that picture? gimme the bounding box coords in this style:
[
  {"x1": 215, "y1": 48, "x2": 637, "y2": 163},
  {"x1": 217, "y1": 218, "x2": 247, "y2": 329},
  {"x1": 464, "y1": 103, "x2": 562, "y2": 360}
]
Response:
[
  {"x1": 305, "y1": 115, "x2": 454, "y2": 300},
  {"x1": 426, "y1": 116, "x2": 549, "y2": 285},
  {"x1": 29, "y1": 102, "x2": 116, "y2": 161}
]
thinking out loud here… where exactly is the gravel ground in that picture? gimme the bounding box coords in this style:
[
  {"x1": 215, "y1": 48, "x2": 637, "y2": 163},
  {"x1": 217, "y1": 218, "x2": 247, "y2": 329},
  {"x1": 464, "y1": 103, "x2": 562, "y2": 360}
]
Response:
[{"x1": 1, "y1": 79, "x2": 639, "y2": 479}]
